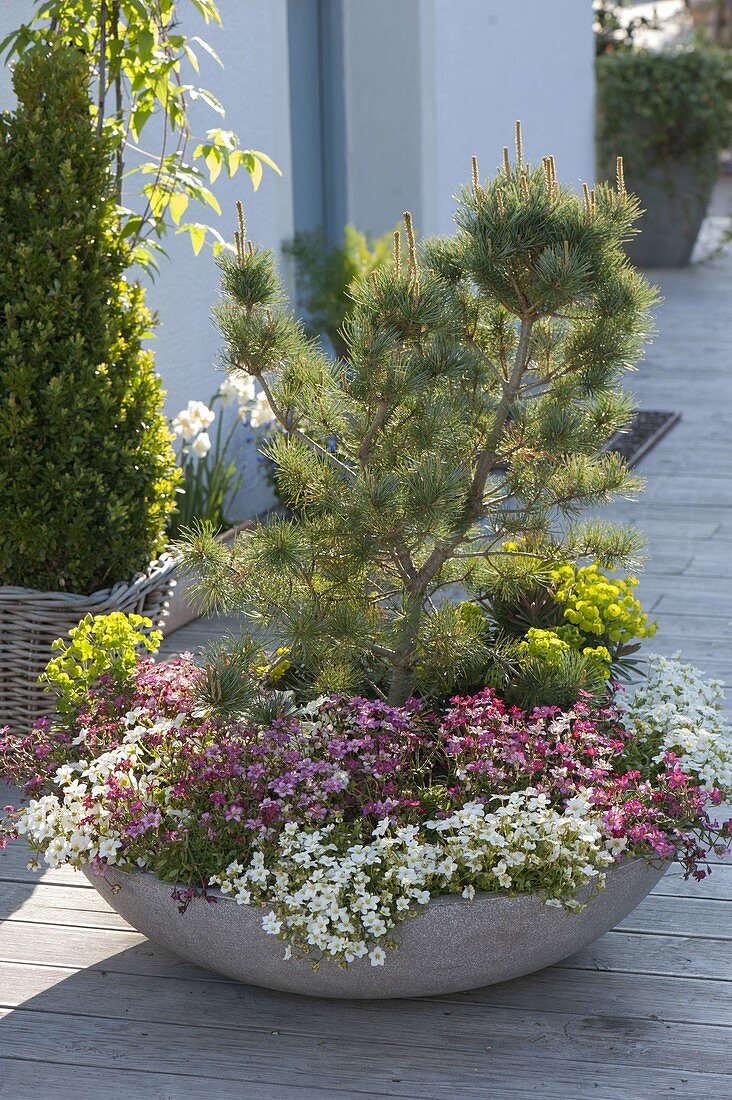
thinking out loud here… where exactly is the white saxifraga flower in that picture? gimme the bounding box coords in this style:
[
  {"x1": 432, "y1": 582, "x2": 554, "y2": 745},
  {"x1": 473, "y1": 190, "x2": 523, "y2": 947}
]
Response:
[
  {"x1": 97, "y1": 836, "x2": 122, "y2": 862},
  {"x1": 262, "y1": 910, "x2": 283, "y2": 935},
  {"x1": 13, "y1": 714, "x2": 182, "y2": 871},
  {"x1": 626, "y1": 653, "x2": 732, "y2": 794},
  {"x1": 210, "y1": 790, "x2": 610, "y2": 970},
  {"x1": 191, "y1": 431, "x2": 212, "y2": 458}
]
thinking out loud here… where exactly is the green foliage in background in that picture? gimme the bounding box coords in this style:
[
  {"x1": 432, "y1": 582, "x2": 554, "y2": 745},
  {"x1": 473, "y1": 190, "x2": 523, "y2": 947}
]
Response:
[
  {"x1": 596, "y1": 46, "x2": 732, "y2": 187},
  {"x1": 594, "y1": 0, "x2": 658, "y2": 56},
  {"x1": 0, "y1": 47, "x2": 180, "y2": 593},
  {"x1": 283, "y1": 226, "x2": 394, "y2": 359},
  {"x1": 182, "y1": 130, "x2": 657, "y2": 709},
  {"x1": 41, "y1": 612, "x2": 161, "y2": 717},
  {"x1": 1, "y1": 0, "x2": 280, "y2": 271}
]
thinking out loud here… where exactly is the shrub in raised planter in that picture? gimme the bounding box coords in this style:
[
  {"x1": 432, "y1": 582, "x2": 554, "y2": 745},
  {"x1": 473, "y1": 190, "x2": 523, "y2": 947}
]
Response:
[
  {"x1": 0, "y1": 47, "x2": 179, "y2": 729},
  {"x1": 596, "y1": 46, "x2": 732, "y2": 266}
]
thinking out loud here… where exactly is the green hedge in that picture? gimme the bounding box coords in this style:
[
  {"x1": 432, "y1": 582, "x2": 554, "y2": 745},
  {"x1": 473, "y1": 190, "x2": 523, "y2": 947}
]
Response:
[
  {"x1": 596, "y1": 46, "x2": 732, "y2": 183},
  {"x1": 0, "y1": 47, "x2": 180, "y2": 594}
]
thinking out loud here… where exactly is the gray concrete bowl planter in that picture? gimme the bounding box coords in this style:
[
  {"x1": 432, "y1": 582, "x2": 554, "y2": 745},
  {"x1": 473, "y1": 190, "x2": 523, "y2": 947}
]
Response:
[{"x1": 83, "y1": 858, "x2": 666, "y2": 999}]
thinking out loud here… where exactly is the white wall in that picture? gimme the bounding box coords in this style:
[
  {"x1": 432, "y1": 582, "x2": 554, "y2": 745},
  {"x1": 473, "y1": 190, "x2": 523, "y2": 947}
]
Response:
[
  {"x1": 423, "y1": 0, "x2": 596, "y2": 234},
  {"x1": 341, "y1": 0, "x2": 425, "y2": 236},
  {"x1": 341, "y1": 0, "x2": 596, "y2": 238},
  {"x1": 0, "y1": 3, "x2": 33, "y2": 102},
  {"x1": 147, "y1": 1, "x2": 293, "y2": 421}
]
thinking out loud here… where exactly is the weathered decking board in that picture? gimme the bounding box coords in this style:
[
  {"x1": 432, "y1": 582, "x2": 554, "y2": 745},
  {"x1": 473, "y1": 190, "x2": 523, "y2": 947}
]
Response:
[{"x1": 3, "y1": 228, "x2": 732, "y2": 1098}]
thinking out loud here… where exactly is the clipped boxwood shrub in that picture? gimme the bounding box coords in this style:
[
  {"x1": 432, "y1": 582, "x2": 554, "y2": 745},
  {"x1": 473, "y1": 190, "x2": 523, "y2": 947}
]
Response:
[{"x1": 0, "y1": 46, "x2": 179, "y2": 594}]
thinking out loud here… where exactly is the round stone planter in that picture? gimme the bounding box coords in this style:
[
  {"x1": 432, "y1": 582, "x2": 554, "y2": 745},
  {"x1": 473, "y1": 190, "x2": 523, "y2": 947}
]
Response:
[{"x1": 84, "y1": 858, "x2": 666, "y2": 999}]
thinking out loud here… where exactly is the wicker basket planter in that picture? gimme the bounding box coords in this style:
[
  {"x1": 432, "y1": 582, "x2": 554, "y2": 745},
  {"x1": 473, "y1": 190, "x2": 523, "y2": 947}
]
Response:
[{"x1": 0, "y1": 553, "x2": 178, "y2": 734}]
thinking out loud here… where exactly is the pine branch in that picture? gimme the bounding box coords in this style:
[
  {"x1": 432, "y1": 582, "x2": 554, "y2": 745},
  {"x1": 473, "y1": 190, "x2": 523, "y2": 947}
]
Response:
[
  {"x1": 198, "y1": 139, "x2": 656, "y2": 705},
  {"x1": 254, "y1": 369, "x2": 356, "y2": 481}
]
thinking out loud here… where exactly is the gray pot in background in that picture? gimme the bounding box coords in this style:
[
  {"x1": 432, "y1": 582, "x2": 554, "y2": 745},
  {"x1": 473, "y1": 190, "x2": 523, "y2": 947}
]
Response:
[{"x1": 622, "y1": 158, "x2": 717, "y2": 268}]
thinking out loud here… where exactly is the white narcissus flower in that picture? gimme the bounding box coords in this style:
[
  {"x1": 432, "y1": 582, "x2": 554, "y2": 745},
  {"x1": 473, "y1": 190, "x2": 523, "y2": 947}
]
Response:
[
  {"x1": 247, "y1": 391, "x2": 275, "y2": 429},
  {"x1": 188, "y1": 399, "x2": 215, "y2": 430},
  {"x1": 217, "y1": 378, "x2": 240, "y2": 407},
  {"x1": 172, "y1": 399, "x2": 215, "y2": 441},
  {"x1": 172, "y1": 411, "x2": 196, "y2": 441},
  {"x1": 219, "y1": 375, "x2": 256, "y2": 408},
  {"x1": 191, "y1": 431, "x2": 212, "y2": 459}
]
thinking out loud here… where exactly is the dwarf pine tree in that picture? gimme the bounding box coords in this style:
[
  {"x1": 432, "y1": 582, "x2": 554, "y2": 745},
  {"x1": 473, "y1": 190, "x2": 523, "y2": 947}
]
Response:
[{"x1": 183, "y1": 126, "x2": 656, "y2": 707}]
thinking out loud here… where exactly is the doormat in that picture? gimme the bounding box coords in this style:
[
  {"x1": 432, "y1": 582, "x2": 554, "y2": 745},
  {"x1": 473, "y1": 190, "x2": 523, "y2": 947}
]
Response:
[{"x1": 605, "y1": 411, "x2": 681, "y2": 467}]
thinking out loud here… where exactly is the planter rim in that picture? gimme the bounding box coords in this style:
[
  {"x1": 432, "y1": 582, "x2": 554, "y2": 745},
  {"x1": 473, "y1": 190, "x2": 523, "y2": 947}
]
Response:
[
  {"x1": 0, "y1": 550, "x2": 180, "y2": 605},
  {"x1": 90, "y1": 853, "x2": 662, "y2": 908}
]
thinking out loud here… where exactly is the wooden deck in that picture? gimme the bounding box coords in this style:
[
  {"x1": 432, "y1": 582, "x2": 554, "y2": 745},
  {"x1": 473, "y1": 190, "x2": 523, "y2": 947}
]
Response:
[{"x1": 3, "y1": 224, "x2": 732, "y2": 1097}]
